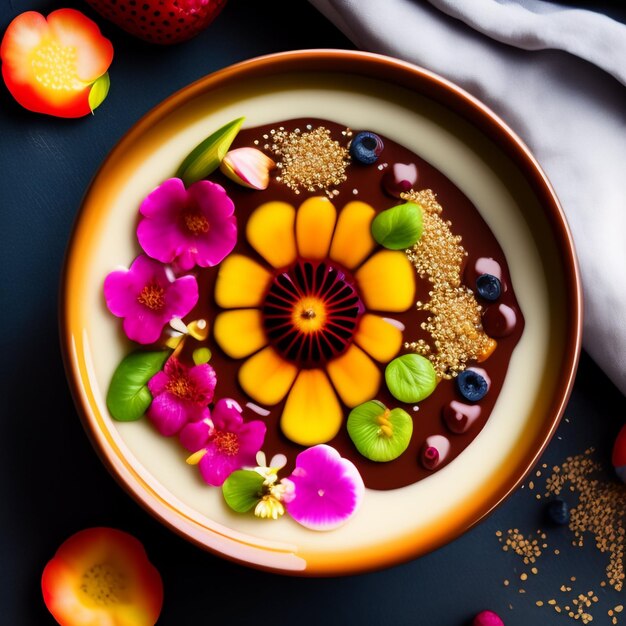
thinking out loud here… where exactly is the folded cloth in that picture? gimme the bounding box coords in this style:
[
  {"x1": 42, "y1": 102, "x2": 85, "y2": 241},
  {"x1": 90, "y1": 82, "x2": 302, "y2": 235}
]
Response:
[{"x1": 309, "y1": 0, "x2": 626, "y2": 396}]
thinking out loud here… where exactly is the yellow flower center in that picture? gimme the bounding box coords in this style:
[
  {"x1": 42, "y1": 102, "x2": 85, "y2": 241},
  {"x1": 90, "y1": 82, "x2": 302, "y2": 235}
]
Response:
[
  {"x1": 291, "y1": 296, "x2": 327, "y2": 333},
  {"x1": 214, "y1": 431, "x2": 240, "y2": 456},
  {"x1": 166, "y1": 374, "x2": 192, "y2": 399},
  {"x1": 31, "y1": 41, "x2": 82, "y2": 91},
  {"x1": 80, "y1": 563, "x2": 128, "y2": 606},
  {"x1": 137, "y1": 284, "x2": 165, "y2": 311},
  {"x1": 184, "y1": 212, "x2": 210, "y2": 235}
]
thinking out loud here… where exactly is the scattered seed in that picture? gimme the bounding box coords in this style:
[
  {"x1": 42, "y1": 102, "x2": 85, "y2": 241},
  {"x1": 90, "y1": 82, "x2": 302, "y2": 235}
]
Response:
[
  {"x1": 267, "y1": 125, "x2": 349, "y2": 197},
  {"x1": 402, "y1": 189, "x2": 495, "y2": 380},
  {"x1": 498, "y1": 448, "x2": 626, "y2": 623}
]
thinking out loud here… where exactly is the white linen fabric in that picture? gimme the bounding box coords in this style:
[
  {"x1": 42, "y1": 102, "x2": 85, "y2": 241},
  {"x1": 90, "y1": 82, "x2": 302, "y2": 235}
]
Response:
[{"x1": 309, "y1": 0, "x2": 626, "y2": 395}]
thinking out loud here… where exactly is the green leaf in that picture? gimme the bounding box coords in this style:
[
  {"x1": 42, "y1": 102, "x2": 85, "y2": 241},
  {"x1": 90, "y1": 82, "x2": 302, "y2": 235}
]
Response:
[
  {"x1": 88, "y1": 72, "x2": 111, "y2": 114},
  {"x1": 371, "y1": 202, "x2": 423, "y2": 250},
  {"x1": 222, "y1": 470, "x2": 265, "y2": 513},
  {"x1": 347, "y1": 400, "x2": 413, "y2": 462},
  {"x1": 176, "y1": 116, "x2": 245, "y2": 186},
  {"x1": 385, "y1": 354, "x2": 437, "y2": 403},
  {"x1": 106, "y1": 350, "x2": 170, "y2": 421}
]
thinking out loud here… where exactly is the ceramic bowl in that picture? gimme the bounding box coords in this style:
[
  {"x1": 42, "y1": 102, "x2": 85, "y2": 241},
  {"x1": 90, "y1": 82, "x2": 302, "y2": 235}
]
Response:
[{"x1": 60, "y1": 50, "x2": 582, "y2": 575}]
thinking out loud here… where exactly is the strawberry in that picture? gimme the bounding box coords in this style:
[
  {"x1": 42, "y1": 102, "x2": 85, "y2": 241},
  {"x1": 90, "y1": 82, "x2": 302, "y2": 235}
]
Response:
[{"x1": 84, "y1": 0, "x2": 228, "y2": 45}]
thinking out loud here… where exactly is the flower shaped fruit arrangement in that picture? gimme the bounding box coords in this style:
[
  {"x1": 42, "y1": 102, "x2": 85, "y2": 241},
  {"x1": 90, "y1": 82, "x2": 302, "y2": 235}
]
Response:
[
  {"x1": 84, "y1": 0, "x2": 228, "y2": 44},
  {"x1": 103, "y1": 116, "x2": 523, "y2": 532}
]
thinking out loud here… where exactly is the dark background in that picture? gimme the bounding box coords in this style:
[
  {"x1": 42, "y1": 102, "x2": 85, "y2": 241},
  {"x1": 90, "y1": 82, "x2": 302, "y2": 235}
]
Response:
[{"x1": 1, "y1": 1, "x2": 625, "y2": 624}]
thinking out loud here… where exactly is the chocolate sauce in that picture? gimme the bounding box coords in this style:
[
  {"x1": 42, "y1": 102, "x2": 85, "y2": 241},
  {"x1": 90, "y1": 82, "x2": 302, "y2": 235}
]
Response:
[{"x1": 175, "y1": 118, "x2": 525, "y2": 490}]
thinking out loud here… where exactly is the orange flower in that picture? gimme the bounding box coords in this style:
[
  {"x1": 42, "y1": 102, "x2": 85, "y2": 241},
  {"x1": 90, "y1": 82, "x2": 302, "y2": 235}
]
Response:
[
  {"x1": 41, "y1": 527, "x2": 163, "y2": 626},
  {"x1": 214, "y1": 197, "x2": 416, "y2": 446},
  {"x1": 1, "y1": 9, "x2": 113, "y2": 117}
]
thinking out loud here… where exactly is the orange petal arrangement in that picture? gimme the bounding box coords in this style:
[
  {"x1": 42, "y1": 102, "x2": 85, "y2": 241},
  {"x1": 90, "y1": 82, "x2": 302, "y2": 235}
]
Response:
[
  {"x1": 41, "y1": 527, "x2": 163, "y2": 626},
  {"x1": 214, "y1": 197, "x2": 412, "y2": 445},
  {"x1": 102, "y1": 117, "x2": 523, "y2": 530}
]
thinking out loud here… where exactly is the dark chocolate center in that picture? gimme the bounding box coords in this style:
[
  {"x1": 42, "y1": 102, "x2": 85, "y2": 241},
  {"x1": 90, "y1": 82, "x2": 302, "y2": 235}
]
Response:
[{"x1": 261, "y1": 260, "x2": 364, "y2": 367}]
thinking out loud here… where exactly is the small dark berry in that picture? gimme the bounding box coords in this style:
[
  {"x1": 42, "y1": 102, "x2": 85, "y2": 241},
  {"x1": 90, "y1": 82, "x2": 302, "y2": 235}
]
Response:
[
  {"x1": 546, "y1": 499, "x2": 570, "y2": 525},
  {"x1": 350, "y1": 131, "x2": 384, "y2": 165},
  {"x1": 456, "y1": 369, "x2": 489, "y2": 402},
  {"x1": 476, "y1": 273, "x2": 502, "y2": 301}
]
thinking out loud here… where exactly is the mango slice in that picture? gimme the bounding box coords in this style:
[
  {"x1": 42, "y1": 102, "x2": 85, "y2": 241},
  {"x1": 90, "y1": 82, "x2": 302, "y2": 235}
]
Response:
[
  {"x1": 354, "y1": 314, "x2": 403, "y2": 362},
  {"x1": 214, "y1": 255, "x2": 272, "y2": 308},
  {"x1": 326, "y1": 344, "x2": 381, "y2": 407},
  {"x1": 214, "y1": 309, "x2": 266, "y2": 359},
  {"x1": 281, "y1": 369, "x2": 343, "y2": 445},
  {"x1": 238, "y1": 346, "x2": 297, "y2": 406},
  {"x1": 246, "y1": 201, "x2": 297, "y2": 268},
  {"x1": 355, "y1": 250, "x2": 416, "y2": 312},
  {"x1": 329, "y1": 201, "x2": 376, "y2": 269},
  {"x1": 295, "y1": 197, "x2": 337, "y2": 260}
]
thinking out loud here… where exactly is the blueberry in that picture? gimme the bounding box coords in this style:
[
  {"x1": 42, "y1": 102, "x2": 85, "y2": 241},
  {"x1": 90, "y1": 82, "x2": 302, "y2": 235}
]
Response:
[
  {"x1": 476, "y1": 273, "x2": 502, "y2": 301},
  {"x1": 350, "y1": 131, "x2": 384, "y2": 165},
  {"x1": 546, "y1": 498, "x2": 570, "y2": 525},
  {"x1": 456, "y1": 369, "x2": 488, "y2": 402}
]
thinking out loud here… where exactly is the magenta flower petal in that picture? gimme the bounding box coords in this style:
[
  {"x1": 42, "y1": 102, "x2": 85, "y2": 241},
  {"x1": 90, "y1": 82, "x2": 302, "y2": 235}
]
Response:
[
  {"x1": 129, "y1": 253, "x2": 168, "y2": 282},
  {"x1": 186, "y1": 181, "x2": 237, "y2": 267},
  {"x1": 122, "y1": 314, "x2": 165, "y2": 345},
  {"x1": 103, "y1": 254, "x2": 198, "y2": 345},
  {"x1": 140, "y1": 178, "x2": 188, "y2": 217},
  {"x1": 146, "y1": 358, "x2": 216, "y2": 437},
  {"x1": 166, "y1": 276, "x2": 199, "y2": 312},
  {"x1": 286, "y1": 445, "x2": 365, "y2": 531},
  {"x1": 137, "y1": 179, "x2": 189, "y2": 265},
  {"x1": 237, "y1": 421, "x2": 267, "y2": 457},
  {"x1": 103, "y1": 270, "x2": 139, "y2": 317},
  {"x1": 179, "y1": 418, "x2": 212, "y2": 452},
  {"x1": 161, "y1": 357, "x2": 179, "y2": 378},
  {"x1": 136, "y1": 217, "x2": 183, "y2": 266},
  {"x1": 187, "y1": 364, "x2": 218, "y2": 400},
  {"x1": 147, "y1": 370, "x2": 169, "y2": 396},
  {"x1": 191, "y1": 398, "x2": 266, "y2": 486},
  {"x1": 147, "y1": 393, "x2": 187, "y2": 436},
  {"x1": 136, "y1": 178, "x2": 237, "y2": 270},
  {"x1": 198, "y1": 446, "x2": 241, "y2": 486},
  {"x1": 211, "y1": 398, "x2": 244, "y2": 431}
]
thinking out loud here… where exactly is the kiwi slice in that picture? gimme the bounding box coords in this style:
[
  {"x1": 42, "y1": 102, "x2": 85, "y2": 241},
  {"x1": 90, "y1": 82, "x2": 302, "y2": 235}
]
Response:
[{"x1": 347, "y1": 400, "x2": 413, "y2": 462}]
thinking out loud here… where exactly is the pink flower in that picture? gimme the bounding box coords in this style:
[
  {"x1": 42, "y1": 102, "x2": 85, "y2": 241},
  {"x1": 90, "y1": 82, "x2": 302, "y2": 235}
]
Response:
[
  {"x1": 137, "y1": 178, "x2": 237, "y2": 271},
  {"x1": 147, "y1": 358, "x2": 216, "y2": 436},
  {"x1": 179, "y1": 398, "x2": 266, "y2": 486},
  {"x1": 285, "y1": 445, "x2": 364, "y2": 531},
  {"x1": 103, "y1": 255, "x2": 198, "y2": 344}
]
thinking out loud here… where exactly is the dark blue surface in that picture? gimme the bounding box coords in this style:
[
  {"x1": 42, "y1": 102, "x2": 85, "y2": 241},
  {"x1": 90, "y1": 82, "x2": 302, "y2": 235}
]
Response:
[{"x1": 1, "y1": 1, "x2": 625, "y2": 625}]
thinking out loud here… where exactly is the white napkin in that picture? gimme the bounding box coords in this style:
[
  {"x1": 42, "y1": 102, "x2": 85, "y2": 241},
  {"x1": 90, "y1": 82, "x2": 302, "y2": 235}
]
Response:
[{"x1": 309, "y1": 0, "x2": 626, "y2": 396}]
